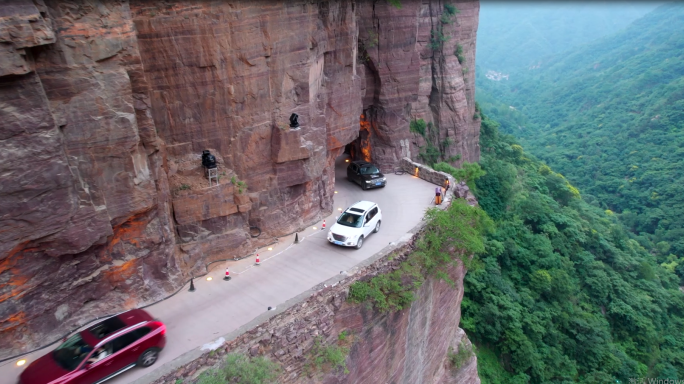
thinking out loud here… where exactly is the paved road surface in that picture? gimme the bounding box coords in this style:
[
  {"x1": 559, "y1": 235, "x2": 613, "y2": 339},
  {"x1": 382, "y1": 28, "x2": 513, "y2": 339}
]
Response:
[{"x1": 1, "y1": 156, "x2": 436, "y2": 384}]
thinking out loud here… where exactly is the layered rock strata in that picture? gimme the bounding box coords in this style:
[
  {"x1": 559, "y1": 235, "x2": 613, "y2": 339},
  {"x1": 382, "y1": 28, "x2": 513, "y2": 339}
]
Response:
[
  {"x1": 0, "y1": 0, "x2": 180, "y2": 356},
  {"x1": 356, "y1": 0, "x2": 480, "y2": 170},
  {"x1": 0, "y1": 0, "x2": 479, "y2": 356}
]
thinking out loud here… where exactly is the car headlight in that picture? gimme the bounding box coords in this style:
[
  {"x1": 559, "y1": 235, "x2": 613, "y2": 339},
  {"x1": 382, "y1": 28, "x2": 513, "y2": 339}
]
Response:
[
  {"x1": 380, "y1": 177, "x2": 386, "y2": 182},
  {"x1": 365, "y1": 180, "x2": 372, "y2": 183}
]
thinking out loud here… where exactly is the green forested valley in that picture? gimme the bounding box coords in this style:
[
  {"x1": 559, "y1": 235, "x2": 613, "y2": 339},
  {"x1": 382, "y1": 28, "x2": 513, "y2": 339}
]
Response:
[
  {"x1": 465, "y1": 3, "x2": 684, "y2": 382},
  {"x1": 475, "y1": 2, "x2": 684, "y2": 283},
  {"x1": 461, "y1": 114, "x2": 684, "y2": 383}
]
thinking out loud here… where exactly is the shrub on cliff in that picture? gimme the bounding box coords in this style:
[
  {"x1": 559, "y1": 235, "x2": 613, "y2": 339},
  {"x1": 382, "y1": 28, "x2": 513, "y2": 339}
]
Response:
[
  {"x1": 449, "y1": 340, "x2": 475, "y2": 370},
  {"x1": 410, "y1": 119, "x2": 461, "y2": 166},
  {"x1": 195, "y1": 353, "x2": 280, "y2": 384},
  {"x1": 303, "y1": 334, "x2": 351, "y2": 377},
  {"x1": 441, "y1": 4, "x2": 460, "y2": 24},
  {"x1": 387, "y1": 0, "x2": 401, "y2": 9},
  {"x1": 348, "y1": 199, "x2": 492, "y2": 312},
  {"x1": 455, "y1": 44, "x2": 465, "y2": 64},
  {"x1": 433, "y1": 161, "x2": 486, "y2": 192}
]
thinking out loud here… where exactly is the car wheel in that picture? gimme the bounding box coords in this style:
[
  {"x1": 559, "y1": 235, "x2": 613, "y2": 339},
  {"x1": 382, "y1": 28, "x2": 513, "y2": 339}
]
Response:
[
  {"x1": 356, "y1": 236, "x2": 364, "y2": 249},
  {"x1": 361, "y1": 183, "x2": 367, "y2": 190},
  {"x1": 374, "y1": 220, "x2": 381, "y2": 233},
  {"x1": 137, "y1": 347, "x2": 160, "y2": 368}
]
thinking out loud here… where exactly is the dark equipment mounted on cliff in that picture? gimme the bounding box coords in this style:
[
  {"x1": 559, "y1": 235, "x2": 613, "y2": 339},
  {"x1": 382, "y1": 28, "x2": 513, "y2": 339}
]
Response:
[
  {"x1": 289, "y1": 113, "x2": 300, "y2": 128},
  {"x1": 202, "y1": 150, "x2": 217, "y2": 169}
]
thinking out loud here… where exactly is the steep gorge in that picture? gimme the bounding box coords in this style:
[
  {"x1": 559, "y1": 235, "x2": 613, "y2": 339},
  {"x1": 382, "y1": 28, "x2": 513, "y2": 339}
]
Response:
[{"x1": 0, "y1": 0, "x2": 479, "y2": 358}]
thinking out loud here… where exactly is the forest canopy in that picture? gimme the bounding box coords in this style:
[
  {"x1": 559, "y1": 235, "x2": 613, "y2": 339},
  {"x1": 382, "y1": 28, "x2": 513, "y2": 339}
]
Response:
[
  {"x1": 475, "y1": 2, "x2": 684, "y2": 283},
  {"x1": 463, "y1": 114, "x2": 684, "y2": 383}
]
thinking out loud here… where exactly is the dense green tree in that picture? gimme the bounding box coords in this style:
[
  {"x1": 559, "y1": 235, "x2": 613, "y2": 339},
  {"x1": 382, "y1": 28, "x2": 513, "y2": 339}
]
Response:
[{"x1": 463, "y1": 114, "x2": 684, "y2": 383}]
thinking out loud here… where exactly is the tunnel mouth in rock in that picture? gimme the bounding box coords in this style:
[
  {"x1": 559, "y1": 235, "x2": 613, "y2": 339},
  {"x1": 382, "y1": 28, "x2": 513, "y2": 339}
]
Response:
[
  {"x1": 345, "y1": 113, "x2": 373, "y2": 164},
  {"x1": 249, "y1": 226, "x2": 262, "y2": 238}
]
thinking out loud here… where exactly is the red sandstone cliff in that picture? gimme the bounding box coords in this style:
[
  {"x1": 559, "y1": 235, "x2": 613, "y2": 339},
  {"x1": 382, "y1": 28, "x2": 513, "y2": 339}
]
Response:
[
  {"x1": 313, "y1": 265, "x2": 479, "y2": 384},
  {"x1": 0, "y1": 0, "x2": 479, "y2": 357},
  {"x1": 355, "y1": 0, "x2": 480, "y2": 170}
]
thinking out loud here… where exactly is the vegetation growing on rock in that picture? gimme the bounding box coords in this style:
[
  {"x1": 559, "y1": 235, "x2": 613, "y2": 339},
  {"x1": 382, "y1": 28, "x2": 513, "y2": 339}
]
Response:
[
  {"x1": 348, "y1": 198, "x2": 492, "y2": 312},
  {"x1": 303, "y1": 332, "x2": 352, "y2": 377},
  {"x1": 449, "y1": 340, "x2": 475, "y2": 371},
  {"x1": 195, "y1": 353, "x2": 280, "y2": 384}
]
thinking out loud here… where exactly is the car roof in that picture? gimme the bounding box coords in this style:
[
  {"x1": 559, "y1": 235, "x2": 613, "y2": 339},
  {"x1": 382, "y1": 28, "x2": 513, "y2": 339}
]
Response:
[
  {"x1": 351, "y1": 160, "x2": 372, "y2": 166},
  {"x1": 347, "y1": 200, "x2": 376, "y2": 212},
  {"x1": 118, "y1": 309, "x2": 154, "y2": 325},
  {"x1": 80, "y1": 309, "x2": 153, "y2": 345}
]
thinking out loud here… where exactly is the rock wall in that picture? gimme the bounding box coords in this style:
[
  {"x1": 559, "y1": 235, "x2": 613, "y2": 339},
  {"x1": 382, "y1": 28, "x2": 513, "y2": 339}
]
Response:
[
  {"x1": 0, "y1": 0, "x2": 180, "y2": 357},
  {"x1": 355, "y1": 0, "x2": 480, "y2": 170},
  {"x1": 150, "y1": 182, "x2": 480, "y2": 384},
  {"x1": 0, "y1": 0, "x2": 479, "y2": 357}
]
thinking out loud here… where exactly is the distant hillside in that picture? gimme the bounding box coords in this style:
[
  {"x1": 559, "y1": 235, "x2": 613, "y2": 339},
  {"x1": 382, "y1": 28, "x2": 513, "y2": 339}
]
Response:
[
  {"x1": 464, "y1": 113, "x2": 684, "y2": 383},
  {"x1": 476, "y1": 2, "x2": 684, "y2": 279},
  {"x1": 477, "y1": 1, "x2": 661, "y2": 72}
]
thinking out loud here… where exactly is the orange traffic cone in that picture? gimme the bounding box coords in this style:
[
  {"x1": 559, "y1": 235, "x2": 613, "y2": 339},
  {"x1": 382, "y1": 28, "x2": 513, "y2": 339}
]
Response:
[
  {"x1": 255, "y1": 253, "x2": 261, "y2": 266},
  {"x1": 322, "y1": 220, "x2": 326, "y2": 230},
  {"x1": 223, "y1": 268, "x2": 231, "y2": 281}
]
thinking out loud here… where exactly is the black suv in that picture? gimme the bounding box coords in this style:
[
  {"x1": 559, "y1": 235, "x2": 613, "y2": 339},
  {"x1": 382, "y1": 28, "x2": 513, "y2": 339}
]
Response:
[{"x1": 346, "y1": 160, "x2": 386, "y2": 190}]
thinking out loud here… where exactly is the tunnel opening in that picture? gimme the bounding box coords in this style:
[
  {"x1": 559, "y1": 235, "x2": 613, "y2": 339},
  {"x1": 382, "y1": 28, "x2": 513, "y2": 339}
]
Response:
[{"x1": 346, "y1": 112, "x2": 373, "y2": 163}]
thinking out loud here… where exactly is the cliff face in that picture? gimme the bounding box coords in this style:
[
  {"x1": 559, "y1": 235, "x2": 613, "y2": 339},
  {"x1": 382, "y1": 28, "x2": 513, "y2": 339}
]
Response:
[
  {"x1": 355, "y1": 1, "x2": 480, "y2": 170},
  {"x1": 0, "y1": 0, "x2": 180, "y2": 355},
  {"x1": 323, "y1": 265, "x2": 477, "y2": 384},
  {"x1": 0, "y1": 0, "x2": 479, "y2": 356}
]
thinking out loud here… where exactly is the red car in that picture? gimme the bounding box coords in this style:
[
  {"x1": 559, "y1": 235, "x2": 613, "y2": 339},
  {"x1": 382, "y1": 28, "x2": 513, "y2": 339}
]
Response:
[{"x1": 19, "y1": 309, "x2": 166, "y2": 384}]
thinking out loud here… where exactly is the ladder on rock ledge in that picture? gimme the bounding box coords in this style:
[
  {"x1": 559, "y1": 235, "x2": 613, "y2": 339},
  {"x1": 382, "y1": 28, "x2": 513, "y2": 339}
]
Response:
[{"x1": 207, "y1": 167, "x2": 218, "y2": 186}]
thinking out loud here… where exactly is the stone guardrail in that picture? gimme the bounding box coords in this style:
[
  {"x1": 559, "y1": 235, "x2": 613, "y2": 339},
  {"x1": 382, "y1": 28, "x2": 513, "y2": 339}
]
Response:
[{"x1": 399, "y1": 157, "x2": 477, "y2": 206}]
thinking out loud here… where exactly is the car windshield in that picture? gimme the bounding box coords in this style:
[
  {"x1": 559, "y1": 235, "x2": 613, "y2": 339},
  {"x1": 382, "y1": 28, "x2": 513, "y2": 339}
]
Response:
[
  {"x1": 52, "y1": 333, "x2": 92, "y2": 371},
  {"x1": 359, "y1": 166, "x2": 380, "y2": 175},
  {"x1": 337, "y1": 212, "x2": 363, "y2": 228}
]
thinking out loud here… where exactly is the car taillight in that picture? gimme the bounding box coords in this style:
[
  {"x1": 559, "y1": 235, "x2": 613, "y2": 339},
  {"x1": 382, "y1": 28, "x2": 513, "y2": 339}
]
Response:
[{"x1": 151, "y1": 321, "x2": 166, "y2": 335}]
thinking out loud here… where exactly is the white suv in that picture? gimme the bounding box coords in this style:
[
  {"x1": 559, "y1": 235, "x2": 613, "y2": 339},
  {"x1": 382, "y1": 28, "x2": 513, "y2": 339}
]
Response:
[{"x1": 327, "y1": 201, "x2": 382, "y2": 249}]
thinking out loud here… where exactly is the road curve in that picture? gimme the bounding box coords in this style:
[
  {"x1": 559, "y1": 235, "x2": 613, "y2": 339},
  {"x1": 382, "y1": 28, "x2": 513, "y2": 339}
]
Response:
[{"x1": 1, "y1": 156, "x2": 437, "y2": 384}]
